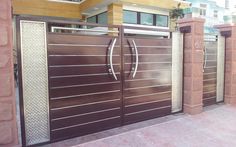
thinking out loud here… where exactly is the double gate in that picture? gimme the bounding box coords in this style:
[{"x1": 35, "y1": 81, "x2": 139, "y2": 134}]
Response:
[{"x1": 17, "y1": 17, "x2": 182, "y2": 146}]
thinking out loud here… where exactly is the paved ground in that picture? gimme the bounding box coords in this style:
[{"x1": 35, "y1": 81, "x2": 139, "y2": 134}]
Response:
[{"x1": 43, "y1": 104, "x2": 236, "y2": 147}]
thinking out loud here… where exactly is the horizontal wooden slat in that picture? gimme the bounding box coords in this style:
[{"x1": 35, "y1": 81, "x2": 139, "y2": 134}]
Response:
[
  {"x1": 124, "y1": 70, "x2": 171, "y2": 80},
  {"x1": 203, "y1": 91, "x2": 216, "y2": 98},
  {"x1": 48, "y1": 56, "x2": 120, "y2": 65},
  {"x1": 124, "y1": 47, "x2": 171, "y2": 54},
  {"x1": 48, "y1": 33, "x2": 120, "y2": 45},
  {"x1": 124, "y1": 85, "x2": 171, "y2": 97},
  {"x1": 51, "y1": 100, "x2": 121, "y2": 119},
  {"x1": 49, "y1": 65, "x2": 120, "y2": 76},
  {"x1": 205, "y1": 42, "x2": 217, "y2": 47},
  {"x1": 50, "y1": 91, "x2": 121, "y2": 108},
  {"x1": 124, "y1": 55, "x2": 171, "y2": 63},
  {"x1": 203, "y1": 97, "x2": 216, "y2": 106},
  {"x1": 204, "y1": 67, "x2": 217, "y2": 73},
  {"x1": 124, "y1": 106, "x2": 171, "y2": 124},
  {"x1": 204, "y1": 73, "x2": 216, "y2": 79},
  {"x1": 124, "y1": 63, "x2": 171, "y2": 71},
  {"x1": 203, "y1": 79, "x2": 216, "y2": 85},
  {"x1": 50, "y1": 83, "x2": 121, "y2": 98},
  {"x1": 125, "y1": 100, "x2": 171, "y2": 114},
  {"x1": 49, "y1": 74, "x2": 121, "y2": 87},
  {"x1": 203, "y1": 84, "x2": 216, "y2": 92},
  {"x1": 51, "y1": 109, "x2": 121, "y2": 130},
  {"x1": 48, "y1": 46, "x2": 120, "y2": 55},
  {"x1": 125, "y1": 91, "x2": 171, "y2": 102},
  {"x1": 205, "y1": 62, "x2": 217, "y2": 67},
  {"x1": 123, "y1": 38, "x2": 172, "y2": 46},
  {"x1": 205, "y1": 54, "x2": 217, "y2": 60},
  {"x1": 51, "y1": 117, "x2": 121, "y2": 141},
  {"x1": 125, "y1": 79, "x2": 171, "y2": 89}
]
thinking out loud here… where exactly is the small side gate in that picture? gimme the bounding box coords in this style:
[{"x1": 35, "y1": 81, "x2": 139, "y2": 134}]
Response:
[
  {"x1": 203, "y1": 34, "x2": 225, "y2": 106},
  {"x1": 17, "y1": 17, "x2": 183, "y2": 146}
]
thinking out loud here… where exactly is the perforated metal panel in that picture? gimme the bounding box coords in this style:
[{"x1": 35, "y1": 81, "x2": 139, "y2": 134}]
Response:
[{"x1": 20, "y1": 21, "x2": 50, "y2": 145}]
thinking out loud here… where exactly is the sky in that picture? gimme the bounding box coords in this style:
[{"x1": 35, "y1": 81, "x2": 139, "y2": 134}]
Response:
[
  {"x1": 212, "y1": 0, "x2": 236, "y2": 10},
  {"x1": 214, "y1": 0, "x2": 225, "y2": 6}
]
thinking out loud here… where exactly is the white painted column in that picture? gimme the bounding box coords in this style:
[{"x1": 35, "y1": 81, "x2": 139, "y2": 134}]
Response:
[
  {"x1": 172, "y1": 32, "x2": 183, "y2": 112},
  {"x1": 216, "y1": 34, "x2": 225, "y2": 102}
]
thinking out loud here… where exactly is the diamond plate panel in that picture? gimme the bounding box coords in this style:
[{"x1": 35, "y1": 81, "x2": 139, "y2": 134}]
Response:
[{"x1": 20, "y1": 21, "x2": 50, "y2": 145}]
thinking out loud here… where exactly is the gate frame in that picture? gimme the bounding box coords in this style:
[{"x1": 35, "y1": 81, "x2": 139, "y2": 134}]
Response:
[{"x1": 16, "y1": 16, "x2": 183, "y2": 146}]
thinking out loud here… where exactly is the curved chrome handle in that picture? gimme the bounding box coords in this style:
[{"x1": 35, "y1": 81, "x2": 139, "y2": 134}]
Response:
[
  {"x1": 203, "y1": 46, "x2": 207, "y2": 72},
  {"x1": 132, "y1": 40, "x2": 139, "y2": 78},
  {"x1": 108, "y1": 38, "x2": 118, "y2": 80}
]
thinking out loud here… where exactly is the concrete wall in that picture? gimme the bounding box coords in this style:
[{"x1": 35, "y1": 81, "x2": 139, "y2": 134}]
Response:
[{"x1": 0, "y1": 0, "x2": 19, "y2": 146}]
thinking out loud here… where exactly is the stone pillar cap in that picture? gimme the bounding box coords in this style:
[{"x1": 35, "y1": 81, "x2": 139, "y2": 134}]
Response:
[
  {"x1": 214, "y1": 24, "x2": 236, "y2": 29},
  {"x1": 177, "y1": 17, "x2": 205, "y2": 24}
]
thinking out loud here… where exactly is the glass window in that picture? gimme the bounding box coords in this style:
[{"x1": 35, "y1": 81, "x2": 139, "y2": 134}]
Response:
[
  {"x1": 97, "y1": 12, "x2": 108, "y2": 24},
  {"x1": 140, "y1": 13, "x2": 153, "y2": 25},
  {"x1": 87, "y1": 16, "x2": 96, "y2": 23},
  {"x1": 156, "y1": 15, "x2": 168, "y2": 27},
  {"x1": 123, "y1": 10, "x2": 138, "y2": 24},
  {"x1": 199, "y1": 4, "x2": 207, "y2": 16},
  {"x1": 213, "y1": 10, "x2": 218, "y2": 18}
]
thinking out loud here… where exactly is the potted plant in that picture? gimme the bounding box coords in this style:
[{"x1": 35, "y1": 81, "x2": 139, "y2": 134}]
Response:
[{"x1": 170, "y1": 3, "x2": 184, "y2": 30}]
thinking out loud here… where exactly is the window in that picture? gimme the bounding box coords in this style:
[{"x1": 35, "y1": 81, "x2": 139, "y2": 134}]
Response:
[
  {"x1": 140, "y1": 13, "x2": 154, "y2": 25},
  {"x1": 156, "y1": 15, "x2": 168, "y2": 27},
  {"x1": 86, "y1": 12, "x2": 108, "y2": 25},
  {"x1": 213, "y1": 10, "x2": 218, "y2": 18},
  {"x1": 97, "y1": 12, "x2": 108, "y2": 24},
  {"x1": 199, "y1": 4, "x2": 207, "y2": 16},
  {"x1": 87, "y1": 16, "x2": 96, "y2": 23},
  {"x1": 123, "y1": 10, "x2": 138, "y2": 24},
  {"x1": 123, "y1": 10, "x2": 169, "y2": 28}
]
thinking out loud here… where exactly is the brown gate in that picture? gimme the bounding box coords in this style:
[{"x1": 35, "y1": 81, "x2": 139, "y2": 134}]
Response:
[
  {"x1": 17, "y1": 17, "x2": 177, "y2": 146},
  {"x1": 47, "y1": 32, "x2": 122, "y2": 141},
  {"x1": 123, "y1": 28, "x2": 172, "y2": 124},
  {"x1": 203, "y1": 35, "x2": 218, "y2": 106}
]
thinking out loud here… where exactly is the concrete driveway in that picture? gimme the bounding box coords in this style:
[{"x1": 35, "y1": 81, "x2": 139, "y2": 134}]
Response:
[{"x1": 44, "y1": 104, "x2": 236, "y2": 147}]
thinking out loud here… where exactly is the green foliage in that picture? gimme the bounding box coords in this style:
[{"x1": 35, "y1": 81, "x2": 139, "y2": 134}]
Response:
[{"x1": 170, "y1": 3, "x2": 184, "y2": 20}]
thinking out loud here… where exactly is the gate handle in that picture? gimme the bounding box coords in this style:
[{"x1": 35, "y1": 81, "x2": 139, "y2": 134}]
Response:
[
  {"x1": 203, "y1": 46, "x2": 207, "y2": 72},
  {"x1": 108, "y1": 38, "x2": 118, "y2": 80},
  {"x1": 132, "y1": 40, "x2": 139, "y2": 78}
]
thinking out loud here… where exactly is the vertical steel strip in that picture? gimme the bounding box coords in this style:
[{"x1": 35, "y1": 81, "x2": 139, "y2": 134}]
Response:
[{"x1": 20, "y1": 20, "x2": 50, "y2": 146}]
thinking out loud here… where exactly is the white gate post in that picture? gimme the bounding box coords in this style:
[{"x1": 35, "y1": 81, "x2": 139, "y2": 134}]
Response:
[{"x1": 172, "y1": 32, "x2": 184, "y2": 112}]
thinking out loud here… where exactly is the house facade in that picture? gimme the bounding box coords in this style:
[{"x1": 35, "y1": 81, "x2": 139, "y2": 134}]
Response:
[{"x1": 13, "y1": 0, "x2": 190, "y2": 27}]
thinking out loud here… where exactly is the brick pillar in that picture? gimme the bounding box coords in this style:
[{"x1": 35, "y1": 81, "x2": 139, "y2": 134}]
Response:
[
  {"x1": 0, "y1": 0, "x2": 19, "y2": 146},
  {"x1": 215, "y1": 24, "x2": 236, "y2": 104},
  {"x1": 178, "y1": 18, "x2": 205, "y2": 115}
]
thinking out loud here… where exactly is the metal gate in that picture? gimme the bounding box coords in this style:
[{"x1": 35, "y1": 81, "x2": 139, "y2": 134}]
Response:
[
  {"x1": 203, "y1": 34, "x2": 225, "y2": 106},
  {"x1": 123, "y1": 27, "x2": 173, "y2": 124},
  {"x1": 17, "y1": 17, "x2": 183, "y2": 146}
]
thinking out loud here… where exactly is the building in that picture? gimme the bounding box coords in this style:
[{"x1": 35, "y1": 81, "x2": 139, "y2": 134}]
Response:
[
  {"x1": 13, "y1": 0, "x2": 190, "y2": 29},
  {"x1": 186, "y1": 0, "x2": 229, "y2": 34}
]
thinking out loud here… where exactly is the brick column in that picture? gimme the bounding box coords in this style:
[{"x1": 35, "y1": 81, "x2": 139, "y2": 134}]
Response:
[
  {"x1": 0, "y1": 0, "x2": 19, "y2": 146},
  {"x1": 178, "y1": 18, "x2": 205, "y2": 115},
  {"x1": 215, "y1": 24, "x2": 236, "y2": 104}
]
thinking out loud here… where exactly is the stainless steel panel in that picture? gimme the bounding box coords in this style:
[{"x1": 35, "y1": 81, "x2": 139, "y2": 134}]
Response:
[{"x1": 20, "y1": 20, "x2": 50, "y2": 145}]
